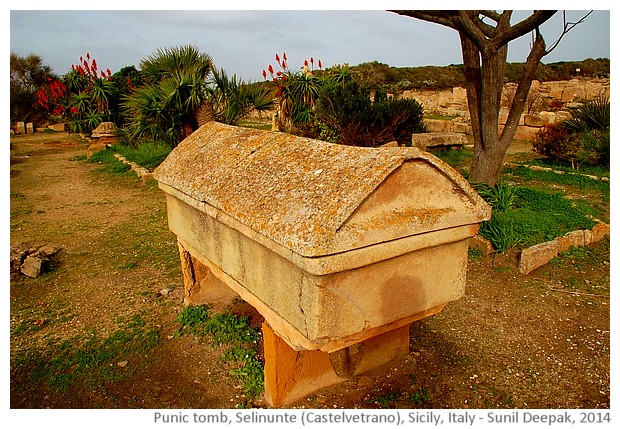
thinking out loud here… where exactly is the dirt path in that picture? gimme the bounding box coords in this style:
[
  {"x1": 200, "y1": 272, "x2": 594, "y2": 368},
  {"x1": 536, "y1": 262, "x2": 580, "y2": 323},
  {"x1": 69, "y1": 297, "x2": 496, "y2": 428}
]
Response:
[
  {"x1": 10, "y1": 134, "x2": 243, "y2": 408},
  {"x1": 9, "y1": 133, "x2": 610, "y2": 410}
]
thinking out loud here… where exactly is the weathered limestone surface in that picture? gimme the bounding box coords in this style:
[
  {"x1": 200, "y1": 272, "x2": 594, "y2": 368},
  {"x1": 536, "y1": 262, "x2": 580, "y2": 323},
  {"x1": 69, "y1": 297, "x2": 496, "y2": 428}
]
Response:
[
  {"x1": 155, "y1": 122, "x2": 491, "y2": 352},
  {"x1": 48, "y1": 123, "x2": 66, "y2": 132},
  {"x1": 411, "y1": 132, "x2": 468, "y2": 151},
  {"x1": 519, "y1": 223, "x2": 610, "y2": 275},
  {"x1": 91, "y1": 121, "x2": 117, "y2": 138},
  {"x1": 591, "y1": 223, "x2": 610, "y2": 242},
  {"x1": 518, "y1": 240, "x2": 561, "y2": 275}
]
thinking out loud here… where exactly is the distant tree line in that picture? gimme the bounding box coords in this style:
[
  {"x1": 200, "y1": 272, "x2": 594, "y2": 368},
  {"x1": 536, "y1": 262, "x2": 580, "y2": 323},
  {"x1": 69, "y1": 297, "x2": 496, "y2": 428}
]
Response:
[{"x1": 351, "y1": 58, "x2": 610, "y2": 92}]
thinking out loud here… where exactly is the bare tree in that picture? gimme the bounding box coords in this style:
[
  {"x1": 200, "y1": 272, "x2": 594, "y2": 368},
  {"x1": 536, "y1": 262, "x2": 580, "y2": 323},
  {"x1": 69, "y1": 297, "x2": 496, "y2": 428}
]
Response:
[{"x1": 391, "y1": 11, "x2": 589, "y2": 185}]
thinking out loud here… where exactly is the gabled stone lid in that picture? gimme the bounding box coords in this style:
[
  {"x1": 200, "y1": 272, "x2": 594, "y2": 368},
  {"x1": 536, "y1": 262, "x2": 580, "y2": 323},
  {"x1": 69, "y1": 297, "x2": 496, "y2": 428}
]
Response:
[{"x1": 154, "y1": 122, "x2": 491, "y2": 257}]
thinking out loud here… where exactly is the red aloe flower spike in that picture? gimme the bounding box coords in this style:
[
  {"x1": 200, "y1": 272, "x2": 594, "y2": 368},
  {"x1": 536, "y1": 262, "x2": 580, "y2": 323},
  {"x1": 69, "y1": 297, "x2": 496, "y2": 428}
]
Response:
[
  {"x1": 304, "y1": 60, "x2": 309, "y2": 67},
  {"x1": 262, "y1": 69, "x2": 267, "y2": 80},
  {"x1": 310, "y1": 57, "x2": 314, "y2": 64},
  {"x1": 275, "y1": 53, "x2": 280, "y2": 63},
  {"x1": 268, "y1": 64, "x2": 274, "y2": 75},
  {"x1": 283, "y1": 52, "x2": 287, "y2": 61},
  {"x1": 318, "y1": 60, "x2": 322, "y2": 69},
  {"x1": 92, "y1": 59, "x2": 97, "y2": 70},
  {"x1": 276, "y1": 71, "x2": 282, "y2": 77},
  {"x1": 107, "y1": 68, "x2": 111, "y2": 76},
  {"x1": 86, "y1": 52, "x2": 90, "y2": 59},
  {"x1": 282, "y1": 60, "x2": 286, "y2": 69}
]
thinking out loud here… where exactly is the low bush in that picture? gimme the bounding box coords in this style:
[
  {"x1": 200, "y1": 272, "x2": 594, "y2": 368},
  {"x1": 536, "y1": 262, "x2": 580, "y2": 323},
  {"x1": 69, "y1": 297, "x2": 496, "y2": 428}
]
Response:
[
  {"x1": 533, "y1": 97, "x2": 610, "y2": 169},
  {"x1": 314, "y1": 81, "x2": 427, "y2": 147}
]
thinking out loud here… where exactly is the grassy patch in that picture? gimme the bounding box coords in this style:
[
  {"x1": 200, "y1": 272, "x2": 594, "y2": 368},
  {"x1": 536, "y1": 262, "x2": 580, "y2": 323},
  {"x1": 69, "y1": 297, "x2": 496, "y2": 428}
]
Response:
[
  {"x1": 513, "y1": 158, "x2": 609, "y2": 178},
  {"x1": 176, "y1": 305, "x2": 263, "y2": 401},
  {"x1": 545, "y1": 237, "x2": 610, "y2": 296},
  {"x1": 504, "y1": 165, "x2": 610, "y2": 193},
  {"x1": 87, "y1": 148, "x2": 131, "y2": 174},
  {"x1": 114, "y1": 142, "x2": 172, "y2": 170},
  {"x1": 11, "y1": 313, "x2": 161, "y2": 392},
  {"x1": 238, "y1": 119, "x2": 272, "y2": 131},
  {"x1": 408, "y1": 386, "x2": 432, "y2": 406},
  {"x1": 478, "y1": 184, "x2": 597, "y2": 252},
  {"x1": 468, "y1": 247, "x2": 484, "y2": 262},
  {"x1": 366, "y1": 390, "x2": 402, "y2": 408},
  {"x1": 430, "y1": 149, "x2": 473, "y2": 176},
  {"x1": 98, "y1": 204, "x2": 180, "y2": 275}
]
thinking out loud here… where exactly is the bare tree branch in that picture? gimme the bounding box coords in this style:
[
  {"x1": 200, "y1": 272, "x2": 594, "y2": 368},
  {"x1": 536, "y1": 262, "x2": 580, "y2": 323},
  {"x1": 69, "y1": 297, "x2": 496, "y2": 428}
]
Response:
[
  {"x1": 546, "y1": 10, "x2": 593, "y2": 54},
  {"x1": 389, "y1": 10, "x2": 458, "y2": 29},
  {"x1": 491, "y1": 10, "x2": 557, "y2": 49}
]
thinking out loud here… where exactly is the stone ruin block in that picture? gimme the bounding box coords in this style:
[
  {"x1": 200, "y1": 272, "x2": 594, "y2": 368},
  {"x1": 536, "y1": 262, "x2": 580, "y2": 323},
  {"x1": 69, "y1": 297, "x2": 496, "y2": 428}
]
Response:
[
  {"x1": 154, "y1": 122, "x2": 491, "y2": 406},
  {"x1": 411, "y1": 132, "x2": 468, "y2": 151}
]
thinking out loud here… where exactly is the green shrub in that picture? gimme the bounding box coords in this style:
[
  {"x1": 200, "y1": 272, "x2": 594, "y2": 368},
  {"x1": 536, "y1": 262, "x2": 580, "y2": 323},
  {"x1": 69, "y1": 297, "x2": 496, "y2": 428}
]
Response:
[
  {"x1": 479, "y1": 216, "x2": 521, "y2": 253},
  {"x1": 532, "y1": 123, "x2": 580, "y2": 166},
  {"x1": 314, "y1": 81, "x2": 427, "y2": 147},
  {"x1": 533, "y1": 97, "x2": 610, "y2": 169},
  {"x1": 474, "y1": 181, "x2": 517, "y2": 212},
  {"x1": 563, "y1": 96, "x2": 610, "y2": 133}
]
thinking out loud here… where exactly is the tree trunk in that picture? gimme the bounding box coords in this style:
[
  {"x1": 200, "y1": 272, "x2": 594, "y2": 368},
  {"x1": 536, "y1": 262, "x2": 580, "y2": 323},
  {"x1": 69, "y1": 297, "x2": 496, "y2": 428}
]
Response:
[
  {"x1": 463, "y1": 35, "x2": 509, "y2": 185},
  {"x1": 466, "y1": 32, "x2": 545, "y2": 186}
]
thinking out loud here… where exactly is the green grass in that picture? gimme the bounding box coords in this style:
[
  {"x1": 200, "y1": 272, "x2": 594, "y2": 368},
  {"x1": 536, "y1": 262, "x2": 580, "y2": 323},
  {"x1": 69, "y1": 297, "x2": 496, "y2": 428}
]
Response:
[
  {"x1": 408, "y1": 386, "x2": 431, "y2": 405},
  {"x1": 478, "y1": 185, "x2": 597, "y2": 252},
  {"x1": 87, "y1": 148, "x2": 131, "y2": 174},
  {"x1": 367, "y1": 390, "x2": 402, "y2": 408},
  {"x1": 546, "y1": 237, "x2": 610, "y2": 295},
  {"x1": 11, "y1": 313, "x2": 161, "y2": 392},
  {"x1": 429, "y1": 148, "x2": 473, "y2": 176},
  {"x1": 513, "y1": 158, "x2": 609, "y2": 178},
  {"x1": 238, "y1": 119, "x2": 272, "y2": 131},
  {"x1": 113, "y1": 142, "x2": 172, "y2": 170},
  {"x1": 504, "y1": 165, "x2": 610, "y2": 193},
  {"x1": 98, "y1": 202, "x2": 180, "y2": 275},
  {"x1": 468, "y1": 247, "x2": 484, "y2": 262},
  {"x1": 176, "y1": 305, "x2": 264, "y2": 401}
]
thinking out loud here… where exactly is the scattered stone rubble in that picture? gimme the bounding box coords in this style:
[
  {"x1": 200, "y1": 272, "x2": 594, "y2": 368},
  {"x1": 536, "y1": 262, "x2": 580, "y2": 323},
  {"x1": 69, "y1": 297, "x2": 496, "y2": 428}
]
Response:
[{"x1": 10, "y1": 243, "x2": 60, "y2": 278}]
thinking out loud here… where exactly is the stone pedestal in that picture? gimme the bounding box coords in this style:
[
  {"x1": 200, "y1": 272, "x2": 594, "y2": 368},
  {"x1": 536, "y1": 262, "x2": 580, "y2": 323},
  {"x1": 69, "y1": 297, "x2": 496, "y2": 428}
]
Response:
[{"x1": 262, "y1": 323, "x2": 410, "y2": 408}]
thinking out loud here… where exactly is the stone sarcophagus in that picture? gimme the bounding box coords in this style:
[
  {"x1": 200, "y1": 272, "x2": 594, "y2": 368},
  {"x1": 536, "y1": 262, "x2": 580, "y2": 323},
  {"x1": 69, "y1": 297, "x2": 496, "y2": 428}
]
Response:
[{"x1": 154, "y1": 122, "x2": 491, "y2": 406}]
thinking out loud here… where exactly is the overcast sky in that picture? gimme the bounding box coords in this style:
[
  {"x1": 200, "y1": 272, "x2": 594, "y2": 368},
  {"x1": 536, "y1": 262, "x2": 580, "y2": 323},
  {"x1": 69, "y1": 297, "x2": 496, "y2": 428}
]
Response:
[{"x1": 8, "y1": 5, "x2": 611, "y2": 82}]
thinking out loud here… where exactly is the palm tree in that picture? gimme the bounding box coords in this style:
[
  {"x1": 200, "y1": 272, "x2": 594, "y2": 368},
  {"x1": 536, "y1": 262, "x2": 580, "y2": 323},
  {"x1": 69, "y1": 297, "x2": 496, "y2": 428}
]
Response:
[
  {"x1": 122, "y1": 45, "x2": 213, "y2": 146},
  {"x1": 90, "y1": 78, "x2": 116, "y2": 114},
  {"x1": 207, "y1": 67, "x2": 274, "y2": 125}
]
